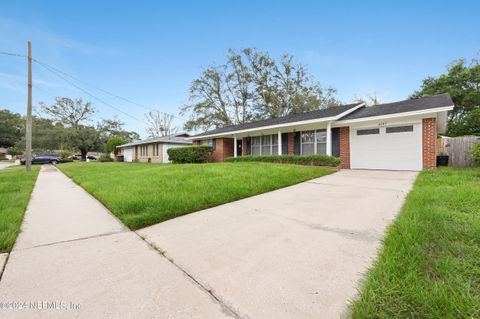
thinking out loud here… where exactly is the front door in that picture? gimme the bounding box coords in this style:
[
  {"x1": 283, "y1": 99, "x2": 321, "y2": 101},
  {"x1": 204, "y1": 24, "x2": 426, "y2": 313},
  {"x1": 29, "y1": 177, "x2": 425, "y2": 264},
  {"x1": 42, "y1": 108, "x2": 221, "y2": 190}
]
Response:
[{"x1": 236, "y1": 139, "x2": 242, "y2": 156}]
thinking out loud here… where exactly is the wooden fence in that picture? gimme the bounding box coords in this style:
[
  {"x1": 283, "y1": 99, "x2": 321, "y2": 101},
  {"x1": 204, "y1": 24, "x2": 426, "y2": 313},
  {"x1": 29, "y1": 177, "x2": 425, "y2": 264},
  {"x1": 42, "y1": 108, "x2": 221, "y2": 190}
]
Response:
[{"x1": 437, "y1": 136, "x2": 480, "y2": 167}]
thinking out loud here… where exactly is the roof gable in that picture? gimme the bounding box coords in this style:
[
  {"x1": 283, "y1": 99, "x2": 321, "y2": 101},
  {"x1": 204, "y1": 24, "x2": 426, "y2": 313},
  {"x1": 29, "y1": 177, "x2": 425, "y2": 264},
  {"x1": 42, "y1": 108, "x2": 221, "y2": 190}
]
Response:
[{"x1": 339, "y1": 94, "x2": 454, "y2": 121}]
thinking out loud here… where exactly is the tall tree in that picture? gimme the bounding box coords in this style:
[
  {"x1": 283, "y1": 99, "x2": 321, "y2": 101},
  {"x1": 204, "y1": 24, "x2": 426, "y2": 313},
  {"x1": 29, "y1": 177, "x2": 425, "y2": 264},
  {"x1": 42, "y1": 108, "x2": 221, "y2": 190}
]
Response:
[
  {"x1": 15, "y1": 116, "x2": 64, "y2": 152},
  {"x1": 244, "y1": 49, "x2": 339, "y2": 118},
  {"x1": 40, "y1": 97, "x2": 96, "y2": 128},
  {"x1": 181, "y1": 48, "x2": 340, "y2": 131},
  {"x1": 0, "y1": 109, "x2": 23, "y2": 147},
  {"x1": 97, "y1": 118, "x2": 139, "y2": 142},
  {"x1": 411, "y1": 58, "x2": 480, "y2": 136},
  {"x1": 64, "y1": 125, "x2": 102, "y2": 160},
  {"x1": 41, "y1": 97, "x2": 98, "y2": 159},
  {"x1": 353, "y1": 93, "x2": 382, "y2": 106},
  {"x1": 145, "y1": 111, "x2": 178, "y2": 137}
]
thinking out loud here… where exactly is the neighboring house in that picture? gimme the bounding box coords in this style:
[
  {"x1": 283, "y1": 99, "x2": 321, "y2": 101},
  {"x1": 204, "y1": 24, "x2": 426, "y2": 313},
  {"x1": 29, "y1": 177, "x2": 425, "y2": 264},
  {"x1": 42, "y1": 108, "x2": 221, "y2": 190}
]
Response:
[
  {"x1": 0, "y1": 147, "x2": 7, "y2": 159},
  {"x1": 190, "y1": 94, "x2": 454, "y2": 171},
  {"x1": 117, "y1": 133, "x2": 192, "y2": 163}
]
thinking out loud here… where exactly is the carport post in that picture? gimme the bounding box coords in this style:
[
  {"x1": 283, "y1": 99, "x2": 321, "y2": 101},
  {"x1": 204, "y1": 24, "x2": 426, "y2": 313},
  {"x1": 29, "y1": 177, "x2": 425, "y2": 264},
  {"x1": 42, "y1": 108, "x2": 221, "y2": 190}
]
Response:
[
  {"x1": 278, "y1": 131, "x2": 282, "y2": 155},
  {"x1": 326, "y1": 121, "x2": 332, "y2": 156},
  {"x1": 233, "y1": 135, "x2": 237, "y2": 157}
]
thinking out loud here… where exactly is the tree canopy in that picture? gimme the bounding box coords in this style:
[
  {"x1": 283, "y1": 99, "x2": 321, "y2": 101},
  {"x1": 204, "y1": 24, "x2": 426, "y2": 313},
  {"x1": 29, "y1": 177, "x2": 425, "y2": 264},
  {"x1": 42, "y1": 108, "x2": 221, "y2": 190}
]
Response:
[
  {"x1": 106, "y1": 136, "x2": 127, "y2": 155},
  {"x1": 144, "y1": 111, "x2": 177, "y2": 137},
  {"x1": 411, "y1": 58, "x2": 480, "y2": 136},
  {"x1": 1, "y1": 97, "x2": 139, "y2": 159},
  {"x1": 181, "y1": 48, "x2": 340, "y2": 132},
  {"x1": 0, "y1": 109, "x2": 23, "y2": 147}
]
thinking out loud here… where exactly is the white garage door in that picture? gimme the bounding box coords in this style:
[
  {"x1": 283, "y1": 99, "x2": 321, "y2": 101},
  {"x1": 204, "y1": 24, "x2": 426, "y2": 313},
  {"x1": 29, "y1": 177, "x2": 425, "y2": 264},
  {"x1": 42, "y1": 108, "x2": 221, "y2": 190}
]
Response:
[
  {"x1": 350, "y1": 123, "x2": 422, "y2": 171},
  {"x1": 123, "y1": 148, "x2": 133, "y2": 162}
]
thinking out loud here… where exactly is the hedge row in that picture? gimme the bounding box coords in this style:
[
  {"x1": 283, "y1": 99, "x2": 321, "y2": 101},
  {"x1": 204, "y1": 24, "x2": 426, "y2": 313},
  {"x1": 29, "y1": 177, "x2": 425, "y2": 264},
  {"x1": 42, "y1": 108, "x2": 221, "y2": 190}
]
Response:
[
  {"x1": 225, "y1": 154, "x2": 341, "y2": 167},
  {"x1": 167, "y1": 146, "x2": 213, "y2": 163}
]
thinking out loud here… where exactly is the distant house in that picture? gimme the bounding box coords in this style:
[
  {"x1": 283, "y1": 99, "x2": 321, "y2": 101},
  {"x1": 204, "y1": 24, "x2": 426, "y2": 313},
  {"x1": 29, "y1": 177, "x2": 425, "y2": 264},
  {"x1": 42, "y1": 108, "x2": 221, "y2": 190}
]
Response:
[
  {"x1": 0, "y1": 147, "x2": 7, "y2": 159},
  {"x1": 189, "y1": 94, "x2": 454, "y2": 171},
  {"x1": 116, "y1": 133, "x2": 192, "y2": 163}
]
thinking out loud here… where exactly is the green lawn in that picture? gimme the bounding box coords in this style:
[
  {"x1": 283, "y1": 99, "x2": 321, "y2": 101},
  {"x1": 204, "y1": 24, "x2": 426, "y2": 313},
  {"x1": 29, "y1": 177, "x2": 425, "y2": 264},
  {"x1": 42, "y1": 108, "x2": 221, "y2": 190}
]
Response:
[
  {"x1": 0, "y1": 166, "x2": 40, "y2": 253},
  {"x1": 350, "y1": 167, "x2": 480, "y2": 318},
  {"x1": 59, "y1": 162, "x2": 335, "y2": 229}
]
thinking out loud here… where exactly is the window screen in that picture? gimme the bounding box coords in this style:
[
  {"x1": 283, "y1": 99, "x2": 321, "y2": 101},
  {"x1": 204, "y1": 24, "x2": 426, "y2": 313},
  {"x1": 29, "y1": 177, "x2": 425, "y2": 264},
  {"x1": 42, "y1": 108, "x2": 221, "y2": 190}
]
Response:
[
  {"x1": 316, "y1": 130, "x2": 326, "y2": 154},
  {"x1": 301, "y1": 130, "x2": 315, "y2": 154},
  {"x1": 271, "y1": 134, "x2": 278, "y2": 155},
  {"x1": 386, "y1": 125, "x2": 414, "y2": 133},
  {"x1": 252, "y1": 136, "x2": 261, "y2": 155},
  {"x1": 357, "y1": 128, "x2": 380, "y2": 135},
  {"x1": 261, "y1": 135, "x2": 271, "y2": 155}
]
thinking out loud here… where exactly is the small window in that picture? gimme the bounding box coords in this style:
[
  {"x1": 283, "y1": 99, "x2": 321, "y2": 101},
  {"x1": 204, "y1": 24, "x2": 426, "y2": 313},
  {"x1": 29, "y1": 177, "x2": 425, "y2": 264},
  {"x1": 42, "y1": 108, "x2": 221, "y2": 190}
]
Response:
[
  {"x1": 200, "y1": 139, "x2": 213, "y2": 147},
  {"x1": 357, "y1": 128, "x2": 379, "y2": 136},
  {"x1": 386, "y1": 125, "x2": 414, "y2": 133}
]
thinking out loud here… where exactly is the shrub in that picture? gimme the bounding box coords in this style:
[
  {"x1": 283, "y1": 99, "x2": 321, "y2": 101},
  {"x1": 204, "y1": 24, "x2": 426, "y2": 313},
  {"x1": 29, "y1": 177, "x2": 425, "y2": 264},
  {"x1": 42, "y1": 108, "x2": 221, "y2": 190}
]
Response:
[
  {"x1": 58, "y1": 150, "x2": 72, "y2": 160},
  {"x1": 225, "y1": 154, "x2": 341, "y2": 167},
  {"x1": 106, "y1": 136, "x2": 126, "y2": 155},
  {"x1": 7, "y1": 146, "x2": 22, "y2": 157},
  {"x1": 470, "y1": 143, "x2": 480, "y2": 166},
  {"x1": 167, "y1": 146, "x2": 213, "y2": 163},
  {"x1": 99, "y1": 153, "x2": 114, "y2": 162}
]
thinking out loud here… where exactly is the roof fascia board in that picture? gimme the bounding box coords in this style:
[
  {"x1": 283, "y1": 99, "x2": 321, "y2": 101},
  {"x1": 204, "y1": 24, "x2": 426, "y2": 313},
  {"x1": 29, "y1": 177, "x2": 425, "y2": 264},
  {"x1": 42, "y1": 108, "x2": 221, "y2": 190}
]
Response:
[
  {"x1": 117, "y1": 141, "x2": 191, "y2": 148},
  {"x1": 188, "y1": 103, "x2": 364, "y2": 140},
  {"x1": 188, "y1": 116, "x2": 341, "y2": 139},
  {"x1": 335, "y1": 105, "x2": 454, "y2": 125}
]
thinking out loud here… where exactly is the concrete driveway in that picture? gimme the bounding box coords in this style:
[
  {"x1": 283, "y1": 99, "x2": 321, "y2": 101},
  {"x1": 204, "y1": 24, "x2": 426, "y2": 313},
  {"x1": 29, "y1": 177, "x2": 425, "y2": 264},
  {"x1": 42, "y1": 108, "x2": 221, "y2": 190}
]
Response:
[{"x1": 139, "y1": 169, "x2": 418, "y2": 319}]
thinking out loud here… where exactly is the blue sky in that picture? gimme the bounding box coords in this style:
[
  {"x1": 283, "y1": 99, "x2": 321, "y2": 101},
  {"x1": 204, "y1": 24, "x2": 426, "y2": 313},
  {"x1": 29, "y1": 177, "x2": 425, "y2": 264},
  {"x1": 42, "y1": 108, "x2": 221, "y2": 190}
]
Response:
[{"x1": 1, "y1": 1, "x2": 479, "y2": 137}]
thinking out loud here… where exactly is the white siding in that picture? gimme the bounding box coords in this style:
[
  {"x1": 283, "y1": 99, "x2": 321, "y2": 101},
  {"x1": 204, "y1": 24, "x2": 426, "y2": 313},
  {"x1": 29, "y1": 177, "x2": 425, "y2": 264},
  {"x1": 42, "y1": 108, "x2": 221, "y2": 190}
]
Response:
[{"x1": 123, "y1": 148, "x2": 133, "y2": 162}]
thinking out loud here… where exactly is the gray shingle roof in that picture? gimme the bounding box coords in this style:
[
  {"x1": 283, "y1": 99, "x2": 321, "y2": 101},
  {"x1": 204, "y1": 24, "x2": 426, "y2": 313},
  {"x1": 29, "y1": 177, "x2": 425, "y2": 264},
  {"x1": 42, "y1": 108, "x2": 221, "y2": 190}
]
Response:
[
  {"x1": 192, "y1": 103, "x2": 362, "y2": 137},
  {"x1": 339, "y1": 94, "x2": 454, "y2": 121},
  {"x1": 117, "y1": 134, "x2": 192, "y2": 148}
]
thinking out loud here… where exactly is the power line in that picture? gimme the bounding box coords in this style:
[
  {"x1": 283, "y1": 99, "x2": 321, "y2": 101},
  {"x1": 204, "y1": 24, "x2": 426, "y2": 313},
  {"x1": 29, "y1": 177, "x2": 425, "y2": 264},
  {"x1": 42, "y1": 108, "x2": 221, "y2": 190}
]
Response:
[
  {"x1": 0, "y1": 51, "x2": 27, "y2": 58},
  {"x1": 34, "y1": 61, "x2": 148, "y2": 125},
  {"x1": 33, "y1": 59, "x2": 187, "y2": 122},
  {"x1": 0, "y1": 50, "x2": 188, "y2": 123}
]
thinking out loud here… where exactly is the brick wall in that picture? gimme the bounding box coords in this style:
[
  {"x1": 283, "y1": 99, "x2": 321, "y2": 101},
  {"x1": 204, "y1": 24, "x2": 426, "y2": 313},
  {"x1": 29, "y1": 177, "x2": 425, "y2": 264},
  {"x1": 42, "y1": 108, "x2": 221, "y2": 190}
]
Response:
[
  {"x1": 242, "y1": 137, "x2": 247, "y2": 156},
  {"x1": 192, "y1": 140, "x2": 200, "y2": 146},
  {"x1": 211, "y1": 138, "x2": 234, "y2": 162},
  {"x1": 422, "y1": 118, "x2": 436, "y2": 169},
  {"x1": 287, "y1": 133, "x2": 294, "y2": 155},
  {"x1": 339, "y1": 127, "x2": 350, "y2": 169},
  {"x1": 136, "y1": 143, "x2": 163, "y2": 163}
]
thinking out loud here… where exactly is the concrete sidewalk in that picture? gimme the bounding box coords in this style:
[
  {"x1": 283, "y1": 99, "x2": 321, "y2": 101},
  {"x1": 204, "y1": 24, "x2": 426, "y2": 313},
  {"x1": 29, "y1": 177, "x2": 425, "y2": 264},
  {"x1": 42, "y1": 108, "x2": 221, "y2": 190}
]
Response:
[
  {"x1": 0, "y1": 162, "x2": 15, "y2": 170},
  {"x1": 0, "y1": 166, "x2": 232, "y2": 319}
]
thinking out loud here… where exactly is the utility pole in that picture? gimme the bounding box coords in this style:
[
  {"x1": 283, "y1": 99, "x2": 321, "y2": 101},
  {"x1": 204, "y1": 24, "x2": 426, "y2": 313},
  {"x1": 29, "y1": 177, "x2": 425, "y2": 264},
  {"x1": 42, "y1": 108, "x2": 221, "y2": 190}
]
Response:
[{"x1": 25, "y1": 41, "x2": 32, "y2": 172}]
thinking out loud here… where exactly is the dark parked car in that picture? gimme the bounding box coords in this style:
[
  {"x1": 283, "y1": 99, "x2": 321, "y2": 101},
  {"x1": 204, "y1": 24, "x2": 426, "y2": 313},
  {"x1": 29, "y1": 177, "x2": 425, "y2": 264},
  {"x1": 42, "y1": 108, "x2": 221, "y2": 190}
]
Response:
[{"x1": 20, "y1": 155, "x2": 62, "y2": 165}]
